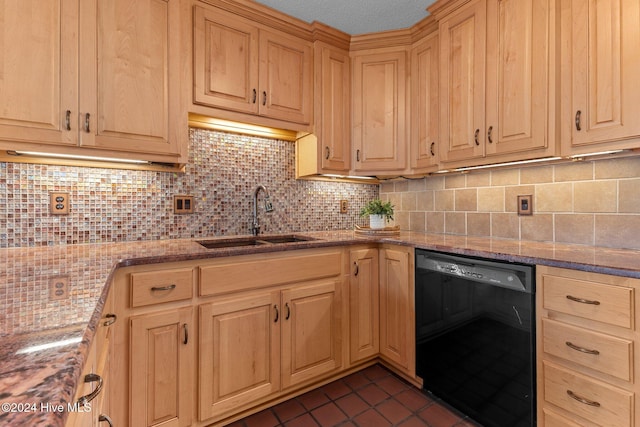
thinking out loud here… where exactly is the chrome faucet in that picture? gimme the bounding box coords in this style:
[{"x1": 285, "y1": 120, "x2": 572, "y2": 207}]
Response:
[{"x1": 251, "y1": 184, "x2": 274, "y2": 236}]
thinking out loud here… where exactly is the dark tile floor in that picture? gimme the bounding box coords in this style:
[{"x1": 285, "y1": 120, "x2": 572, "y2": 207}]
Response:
[{"x1": 226, "y1": 364, "x2": 481, "y2": 427}]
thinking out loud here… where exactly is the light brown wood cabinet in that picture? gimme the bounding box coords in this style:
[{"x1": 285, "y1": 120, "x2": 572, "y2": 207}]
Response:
[
  {"x1": 410, "y1": 27, "x2": 440, "y2": 173},
  {"x1": 560, "y1": 0, "x2": 640, "y2": 155},
  {"x1": 352, "y1": 48, "x2": 408, "y2": 174},
  {"x1": 193, "y1": 4, "x2": 312, "y2": 127},
  {"x1": 296, "y1": 37, "x2": 351, "y2": 177},
  {"x1": 110, "y1": 265, "x2": 196, "y2": 427},
  {"x1": 537, "y1": 265, "x2": 640, "y2": 427},
  {"x1": 432, "y1": 0, "x2": 555, "y2": 167},
  {"x1": 0, "y1": 0, "x2": 187, "y2": 163},
  {"x1": 379, "y1": 245, "x2": 415, "y2": 378},
  {"x1": 349, "y1": 247, "x2": 380, "y2": 364}
]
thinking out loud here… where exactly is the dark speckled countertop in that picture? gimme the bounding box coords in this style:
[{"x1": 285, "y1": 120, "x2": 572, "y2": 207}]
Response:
[{"x1": 1, "y1": 230, "x2": 639, "y2": 426}]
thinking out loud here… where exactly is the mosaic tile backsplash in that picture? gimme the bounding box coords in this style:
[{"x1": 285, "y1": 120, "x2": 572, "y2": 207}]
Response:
[{"x1": 0, "y1": 128, "x2": 378, "y2": 248}]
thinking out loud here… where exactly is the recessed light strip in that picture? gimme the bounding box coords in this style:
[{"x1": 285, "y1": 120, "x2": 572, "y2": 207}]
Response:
[{"x1": 8, "y1": 150, "x2": 151, "y2": 165}]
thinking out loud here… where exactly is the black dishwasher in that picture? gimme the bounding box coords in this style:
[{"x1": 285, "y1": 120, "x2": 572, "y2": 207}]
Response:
[{"x1": 415, "y1": 249, "x2": 535, "y2": 427}]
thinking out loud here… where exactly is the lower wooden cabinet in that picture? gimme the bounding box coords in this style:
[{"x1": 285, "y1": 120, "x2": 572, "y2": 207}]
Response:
[
  {"x1": 130, "y1": 307, "x2": 194, "y2": 427},
  {"x1": 379, "y1": 245, "x2": 415, "y2": 378},
  {"x1": 349, "y1": 247, "x2": 380, "y2": 364},
  {"x1": 537, "y1": 265, "x2": 640, "y2": 427},
  {"x1": 199, "y1": 280, "x2": 342, "y2": 422}
]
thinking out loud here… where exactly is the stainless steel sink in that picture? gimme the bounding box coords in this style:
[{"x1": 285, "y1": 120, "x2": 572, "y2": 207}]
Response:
[{"x1": 197, "y1": 234, "x2": 317, "y2": 249}]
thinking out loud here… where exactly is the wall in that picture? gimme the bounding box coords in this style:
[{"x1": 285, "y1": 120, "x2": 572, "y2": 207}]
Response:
[
  {"x1": 0, "y1": 128, "x2": 378, "y2": 248},
  {"x1": 381, "y1": 156, "x2": 640, "y2": 250}
]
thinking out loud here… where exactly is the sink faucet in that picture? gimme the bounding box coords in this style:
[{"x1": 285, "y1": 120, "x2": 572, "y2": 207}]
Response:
[{"x1": 251, "y1": 184, "x2": 274, "y2": 236}]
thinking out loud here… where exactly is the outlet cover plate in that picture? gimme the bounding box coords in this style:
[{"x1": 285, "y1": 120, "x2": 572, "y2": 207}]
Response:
[
  {"x1": 517, "y1": 195, "x2": 533, "y2": 215},
  {"x1": 50, "y1": 192, "x2": 70, "y2": 215}
]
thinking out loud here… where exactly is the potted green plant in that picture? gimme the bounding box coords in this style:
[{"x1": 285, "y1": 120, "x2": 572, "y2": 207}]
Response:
[{"x1": 360, "y1": 199, "x2": 394, "y2": 229}]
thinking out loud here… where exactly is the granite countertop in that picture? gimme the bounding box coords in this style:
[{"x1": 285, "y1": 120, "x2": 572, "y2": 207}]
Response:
[{"x1": 1, "y1": 230, "x2": 639, "y2": 426}]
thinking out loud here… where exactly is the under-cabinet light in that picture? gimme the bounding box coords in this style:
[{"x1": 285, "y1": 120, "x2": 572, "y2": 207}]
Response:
[
  {"x1": 8, "y1": 150, "x2": 151, "y2": 165},
  {"x1": 16, "y1": 336, "x2": 82, "y2": 355},
  {"x1": 567, "y1": 150, "x2": 625, "y2": 160},
  {"x1": 322, "y1": 174, "x2": 378, "y2": 180},
  {"x1": 452, "y1": 157, "x2": 563, "y2": 172}
]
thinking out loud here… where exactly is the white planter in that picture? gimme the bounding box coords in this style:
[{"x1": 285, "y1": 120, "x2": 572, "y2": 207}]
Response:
[{"x1": 369, "y1": 214, "x2": 386, "y2": 229}]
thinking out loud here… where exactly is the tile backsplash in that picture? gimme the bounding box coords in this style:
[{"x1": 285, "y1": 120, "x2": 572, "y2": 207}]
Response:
[
  {"x1": 381, "y1": 156, "x2": 640, "y2": 250},
  {"x1": 0, "y1": 128, "x2": 378, "y2": 248}
]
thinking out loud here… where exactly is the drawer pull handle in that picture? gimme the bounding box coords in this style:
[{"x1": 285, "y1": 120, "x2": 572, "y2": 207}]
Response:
[
  {"x1": 566, "y1": 295, "x2": 600, "y2": 305},
  {"x1": 98, "y1": 414, "x2": 114, "y2": 427},
  {"x1": 183, "y1": 323, "x2": 188, "y2": 345},
  {"x1": 474, "y1": 128, "x2": 480, "y2": 145},
  {"x1": 274, "y1": 305, "x2": 279, "y2": 323},
  {"x1": 566, "y1": 341, "x2": 600, "y2": 355},
  {"x1": 285, "y1": 303, "x2": 291, "y2": 320},
  {"x1": 567, "y1": 390, "x2": 600, "y2": 407},
  {"x1": 78, "y1": 373, "x2": 103, "y2": 406},
  {"x1": 65, "y1": 110, "x2": 71, "y2": 131},
  {"x1": 103, "y1": 313, "x2": 117, "y2": 326},
  {"x1": 151, "y1": 284, "x2": 177, "y2": 292},
  {"x1": 354, "y1": 262, "x2": 359, "y2": 276}
]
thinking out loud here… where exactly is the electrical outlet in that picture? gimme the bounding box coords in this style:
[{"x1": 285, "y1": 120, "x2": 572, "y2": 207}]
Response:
[
  {"x1": 50, "y1": 192, "x2": 70, "y2": 215},
  {"x1": 174, "y1": 195, "x2": 194, "y2": 214},
  {"x1": 49, "y1": 276, "x2": 69, "y2": 300},
  {"x1": 340, "y1": 200, "x2": 348, "y2": 214},
  {"x1": 517, "y1": 195, "x2": 533, "y2": 215}
]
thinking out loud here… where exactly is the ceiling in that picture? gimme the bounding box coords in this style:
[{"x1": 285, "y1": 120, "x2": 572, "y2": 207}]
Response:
[{"x1": 252, "y1": 0, "x2": 436, "y2": 35}]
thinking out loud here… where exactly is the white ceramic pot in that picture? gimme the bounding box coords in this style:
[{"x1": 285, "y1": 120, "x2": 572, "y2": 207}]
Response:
[{"x1": 369, "y1": 214, "x2": 386, "y2": 229}]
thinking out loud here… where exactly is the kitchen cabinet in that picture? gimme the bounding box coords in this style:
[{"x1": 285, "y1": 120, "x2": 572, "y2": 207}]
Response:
[
  {"x1": 560, "y1": 0, "x2": 640, "y2": 155},
  {"x1": 352, "y1": 48, "x2": 408, "y2": 174},
  {"x1": 0, "y1": 0, "x2": 187, "y2": 163},
  {"x1": 198, "y1": 248, "x2": 343, "y2": 423},
  {"x1": 537, "y1": 265, "x2": 640, "y2": 426},
  {"x1": 432, "y1": 0, "x2": 555, "y2": 167},
  {"x1": 110, "y1": 264, "x2": 196, "y2": 427},
  {"x1": 349, "y1": 247, "x2": 380, "y2": 364},
  {"x1": 379, "y1": 245, "x2": 415, "y2": 378},
  {"x1": 130, "y1": 307, "x2": 194, "y2": 427},
  {"x1": 296, "y1": 36, "x2": 351, "y2": 177},
  {"x1": 193, "y1": 4, "x2": 312, "y2": 127},
  {"x1": 410, "y1": 25, "x2": 440, "y2": 173}
]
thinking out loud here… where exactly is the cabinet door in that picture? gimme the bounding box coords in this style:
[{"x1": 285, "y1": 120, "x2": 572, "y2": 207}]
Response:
[
  {"x1": 130, "y1": 307, "x2": 193, "y2": 427},
  {"x1": 565, "y1": 0, "x2": 640, "y2": 150},
  {"x1": 349, "y1": 248, "x2": 379, "y2": 364},
  {"x1": 352, "y1": 50, "x2": 407, "y2": 172},
  {"x1": 485, "y1": 0, "x2": 551, "y2": 156},
  {"x1": 0, "y1": 0, "x2": 77, "y2": 146},
  {"x1": 379, "y1": 247, "x2": 414, "y2": 375},
  {"x1": 259, "y1": 29, "x2": 313, "y2": 124},
  {"x1": 439, "y1": 0, "x2": 486, "y2": 162},
  {"x1": 281, "y1": 280, "x2": 342, "y2": 389},
  {"x1": 79, "y1": 0, "x2": 185, "y2": 156},
  {"x1": 193, "y1": 5, "x2": 259, "y2": 115},
  {"x1": 410, "y1": 33, "x2": 439, "y2": 171},
  {"x1": 199, "y1": 291, "x2": 281, "y2": 421},
  {"x1": 317, "y1": 42, "x2": 351, "y2": 172}
]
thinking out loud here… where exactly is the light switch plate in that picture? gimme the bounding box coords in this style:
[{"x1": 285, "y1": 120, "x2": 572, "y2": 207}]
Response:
[
  {"x1": 517, "y1": 195, "x2": 533, "y2": 215},
  {"x1": 174, "y1": 195, "x2": 194, "y2": 214}
]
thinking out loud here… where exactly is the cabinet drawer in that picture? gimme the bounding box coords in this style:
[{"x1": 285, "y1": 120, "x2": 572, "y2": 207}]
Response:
[
  {"x1": 199, "y1": 250, "x2": 342, "y2": 296},
  {"x1": 130, "y1": 268, "x2": 194, "y2": 307},
  {"x1": 542, "y1": 408, "x2": 584, "y2": 427},
  {"x1": 542, "y1": 318, "x2": 633, "y2": 381},
  {"x1": 543, "y1": 362, "x2": 633, "y2": 427},
  {"x1": 542, "y1": 274, "x2": 633, "y2": 329}
]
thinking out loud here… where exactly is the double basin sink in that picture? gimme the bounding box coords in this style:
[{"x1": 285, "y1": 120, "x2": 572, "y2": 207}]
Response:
[{"x1": 197, "y1": 234, "x2": 317, "y2": 249}]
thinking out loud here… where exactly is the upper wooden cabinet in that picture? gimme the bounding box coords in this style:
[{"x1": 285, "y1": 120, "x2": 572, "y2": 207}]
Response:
[
  {"x1": 560, "y1": 0, "x2": 640, "y2": 155},
  {"x1": 352, "y1": 48, "x2": 408, "y2": 174},
  {"x1": 192, "y1": 4, "x2": 313, "y2": 127},
  {"x1": 432, "y1": 0, "x2": 555, "y2": 167},
  {"x1": 410, "y1": 25, "x2": 440, "y2": 173},
  {"x1": 296, "y1": 38, "x2": 351, "y2": 177},
  {"x1": 0, "y1": 0, "x2": 187, "y2": 163}
]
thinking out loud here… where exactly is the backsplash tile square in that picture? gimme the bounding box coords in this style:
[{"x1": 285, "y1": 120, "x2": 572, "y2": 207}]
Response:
[{"x1": 0, "y1": 128, "x2": 378, "y2": 248}]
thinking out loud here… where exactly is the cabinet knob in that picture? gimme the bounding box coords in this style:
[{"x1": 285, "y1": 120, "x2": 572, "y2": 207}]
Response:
[
  {"x1": 474, "y1": 129, "x2": 480, "y2": 146},
  {"x1": 274, "y1": 304, "x2": 279, "y2": 322},
  {"x1": 98, "y1": 414, "x2": 114, "y2": 427},
  {"x1": 262, "y1": 91, "x2": 267, "y2": 106},
  {"x1": 487, "y1": 126, "x2": 493, "y2": 144},
  {"x1": 325, "y1": 146, "x2": 330, "y2": 160},
  {"x1": 83, "y1": 113, "x2": 91, "y2": 133},
  {"x1": 65, "y1": 110, "x2": 71, "y2": 131},
  {"x1": 77, "y1": 373, "x2": 103, "y2": 406},
  {"x1": 285, "y1": 302, "x2": 291, "y2": 320},
  {"x1": 356, "y1": 149, "x2": 360, "y2": 162},
  {"x1": 103, "y1": 313, "x2": 117, "y2": 327},
  {"x1": 430, "y1": 142, "x2": 435, "y2": 156},
  {"x1": 353, "y1": 261, "x2": 359, "y2": 276},
  {"x1": 252, "y1": 89, "x2": 257, "y2": 104},
  {"x1": 183, "y1": 323, "x2": 188, "y2": 345},
  {"x1": 575, "y1": 110, "x2": 582, "y2": 131}
]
